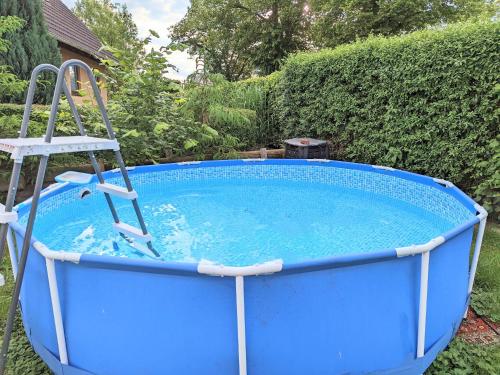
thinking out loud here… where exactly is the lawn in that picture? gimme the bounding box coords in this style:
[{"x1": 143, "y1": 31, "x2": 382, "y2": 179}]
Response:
[{"x1": 0, "y1": 225, "x2": 499, "y2": 374}]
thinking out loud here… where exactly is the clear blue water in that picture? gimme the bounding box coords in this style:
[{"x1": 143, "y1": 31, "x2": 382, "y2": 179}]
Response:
[{"x1": 29, "y1": 174, "x2": 462, "y2": 266}]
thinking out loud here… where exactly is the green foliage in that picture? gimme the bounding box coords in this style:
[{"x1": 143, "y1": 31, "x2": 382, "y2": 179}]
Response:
[
  {"x1": 471, "y1": 225, "x2": 500, "y2": 322},
  {"x1": 267, "y1": 21, "x2": 499, "y2": 213},
  {"x1": 171, "y1": 0, "x2": 311, "y2": 80},
  {"x1": 0, "y1": 0, "x2": 61, "y2": 104},
  {"x1": 3, "y1": 316, "x2": 51, "y2": 375},
  {"x1": 0, "y1": 103, "x2": 94, "y2": 184},
  {"x1": 426, "y1": 339, "x2": 500, "y2": 374},
  {"x1": 173, "y1": 0, "x2": 496, "y2": 78},
  {"x1": 235, "y1": 71, "x2": 283, "y2": 147},
  {"x1": 73, "y1": 0, "x2": 139, "y2": 52},
  {"x1": 473, "y1": 136, "x2": 500, "y2": 221},
  {"x1": 309, "y1": 0, "x2": 498, "y2": 48},
  {"x1": 0, "y1": 253, "x2": 50, "y2": 374},
  {"x1": 0, "y1": 16, "x2": 27, "y2": 97},
  {"x1": 98, "y1": 34, "x2": 217, "y2": 165},
  {"x1": 183, "y1": 74, "x2": 264, "y2": 149}
]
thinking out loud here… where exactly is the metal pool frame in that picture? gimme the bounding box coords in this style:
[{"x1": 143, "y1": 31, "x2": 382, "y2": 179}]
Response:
[{"x1": 7, "y1": 159, "x2": 487, "y2": 375}]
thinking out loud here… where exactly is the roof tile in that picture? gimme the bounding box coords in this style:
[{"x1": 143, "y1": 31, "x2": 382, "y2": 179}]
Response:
[{"x1": 42, "y1": 0, "x2": 112, "y2": 60}]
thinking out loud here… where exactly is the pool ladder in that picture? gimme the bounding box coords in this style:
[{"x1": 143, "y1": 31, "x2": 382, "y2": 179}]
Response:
[{"x1": 0, "y1": 60, "x2": 157, "y2": 373}]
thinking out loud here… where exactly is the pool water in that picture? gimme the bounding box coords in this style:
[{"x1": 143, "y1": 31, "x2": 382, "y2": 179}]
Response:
[{"x1": 29, "y1": 177, "x2": 459, "y2": 266}]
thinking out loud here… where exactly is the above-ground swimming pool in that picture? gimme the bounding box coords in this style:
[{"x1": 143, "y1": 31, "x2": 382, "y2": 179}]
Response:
[{"x1": 8, "y1": 159, "x2": 486, "y2": 375}]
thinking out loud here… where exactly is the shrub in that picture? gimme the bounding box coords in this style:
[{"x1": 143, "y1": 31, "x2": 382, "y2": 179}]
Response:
[
  {"x1": 182, "y1": 74, "x2": 264, "y2": 150},
  {"x1": 426, "y1": 338, "x2": 500, "y2": 374},
  {"x1": 270, "y1": 21, "x2": 499, "y2": 216},
  {"x1": 99, "y1": 35, "x2": 217, "y2": 165},
  {"x1": 234, "y1": 71, "x2": 283, "y2": 147}
]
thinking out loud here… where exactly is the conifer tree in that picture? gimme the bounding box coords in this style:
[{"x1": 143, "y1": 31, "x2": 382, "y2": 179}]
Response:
[{"x1": 0, "y1": 0, "x2": 61, "y2": 103}]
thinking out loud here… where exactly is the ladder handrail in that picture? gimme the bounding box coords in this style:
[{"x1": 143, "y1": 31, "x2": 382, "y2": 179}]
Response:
[
  {"x1": 20, "y1": 64, "x2": 58, "y2": 137},
  {"x1": 20, "y1": 64, "x2": 87, "y2": 138},
  {"x1": 47, "y1": 59, "x2": 115, "y2": 141},
  {"x1": 0, "y1": 60, "x2": 160, "y2": 373},
  {"x1": 47, "y1": 59, "x2": 158, "y2": 256}
]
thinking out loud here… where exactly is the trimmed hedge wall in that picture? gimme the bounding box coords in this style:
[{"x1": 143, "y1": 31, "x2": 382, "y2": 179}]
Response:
[{"x1": 266, "y1": 21, "x2": 499, "y2": 218}]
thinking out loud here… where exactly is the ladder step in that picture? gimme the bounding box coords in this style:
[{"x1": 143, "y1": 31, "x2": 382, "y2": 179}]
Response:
[
  {"x1": 113, "y1": 222, "x2": 152, "y2": 242},
  {"x1": 55, "y1": 171, "x2": 93, "y2": 185},
  {"x1": 0, "y1": 136, "x2": 119, "y2": 160},
  {"x1": 128, "y1": 241, "x2": 159, "y2": 259},
  {"x1": 96, "y1": 183, "x2": 138, "y2": 200},
  {"x1": 0, "y1": 204, "x2": 18, "y2": 224}
]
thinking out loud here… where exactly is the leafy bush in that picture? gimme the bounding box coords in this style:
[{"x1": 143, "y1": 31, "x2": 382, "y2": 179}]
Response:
[
  {"x1": 0, "y1": 33, "x2": 220, "y2": 174},
  {"x1": 234, "y1": 72, "x2": 283, "y2": 147},
  {"x1": 426, "y1": 338, "x2": 500, "y2": 374},
  {"x1": 182, "y1": 74, "x2": 264, "y2": 150},
  {"x1": 261, "y1": 21, "x2": 498, "y2": 216},
  {"x1": 473, "y1": 135, "x2": 500, "y2": 221},
  {"x1": 99, "y1": 34, "x2": 217, "y2": 165}
]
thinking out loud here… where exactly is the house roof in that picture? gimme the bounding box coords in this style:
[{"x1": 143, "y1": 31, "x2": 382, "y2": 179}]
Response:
[{"x1": 42, "y1": 0, "x2": 112, "y2": 60}]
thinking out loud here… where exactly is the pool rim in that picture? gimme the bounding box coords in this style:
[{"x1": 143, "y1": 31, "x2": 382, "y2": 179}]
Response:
[{"x1": 10, "y1": 158, "x2": 485, "y2": 276}]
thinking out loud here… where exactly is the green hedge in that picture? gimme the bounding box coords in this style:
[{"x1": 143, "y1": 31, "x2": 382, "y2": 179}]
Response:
[{"x1": 265, "y1": 21, "x2": 499, "y2": 219}]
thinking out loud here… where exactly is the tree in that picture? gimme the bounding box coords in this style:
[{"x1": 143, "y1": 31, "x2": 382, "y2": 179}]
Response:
[
  {"x1": 98, "y1": 33, "x2": 218, "y2": 164},
  {"x1": 73, "y1": 0, "x2": 139, "y2": 52},
  {"x1": 0, "y1": 0, "x2": 61, "y2": 104},
  {"x1": 171, "y1": 0, "x2": 311, "y2": 80},
  {"x1": 173, "y1": 0, "x2": 496, "y2": 79},
  {"x1": 309, "y1": 0, "x2": 497, "y2": 48},
  {"x1": 0, "y1": 16, "x2": 27, "y2": 97}
]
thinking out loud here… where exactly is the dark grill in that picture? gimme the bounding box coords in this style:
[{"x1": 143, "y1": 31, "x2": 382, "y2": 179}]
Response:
[{"x1": 284, "y1": 138, "x2": 328, "y2": 159}]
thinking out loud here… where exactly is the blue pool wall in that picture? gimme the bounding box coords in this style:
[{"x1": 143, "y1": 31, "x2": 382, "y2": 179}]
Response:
[{"x1": 10, "y1": 159, "x2": 480, "y2": 374}]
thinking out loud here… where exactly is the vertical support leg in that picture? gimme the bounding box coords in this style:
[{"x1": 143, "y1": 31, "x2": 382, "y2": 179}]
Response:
[
  {"x1": 464, "y1": 216, "x2": 487, "y2": 318},
  {"x1": 0, "y1": 156, "x2": 49, "y2": 373},
  {"x1": 45, "y1": 258, "x2": 68, "y2": 365},
  {"x1": 417, "y1": 251, "x2": 430, "y2": 358},
  {"x1": 235, "y1": 275, "x2": 247, "y2": 375},
  {"x1": 0, "y1": 162, "x2": 23, "y2": 264},
  {"x1": 6, "y1": 228, "x2": 18, "y2": 278}
]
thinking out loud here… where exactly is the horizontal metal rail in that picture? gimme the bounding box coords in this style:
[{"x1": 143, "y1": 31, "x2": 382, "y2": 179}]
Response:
[
  {"x1": 33, "y1": 242, "x2": 81, "y2": 263},
  {"x1": 396, "y1": 236, "x2": 445, "y2": 257},
  {"x1": 198, "y1": 260, "x2": 283, "y2": 277}
]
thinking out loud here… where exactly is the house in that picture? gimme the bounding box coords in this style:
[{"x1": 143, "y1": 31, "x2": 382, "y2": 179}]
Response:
[{"x1": 42, "y1": 0, "x2": 111, "y2": 104}]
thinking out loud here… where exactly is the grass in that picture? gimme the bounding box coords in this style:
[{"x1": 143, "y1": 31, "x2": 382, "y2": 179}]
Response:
[
  {"x1": 470, "y1": 224, "x2": 500, "y2": 322},
  {"x1": 0, "y1": 225, "x2": 499, "y2": 374},
  {"x1": 0, "y1": 252, "x2": 50, "y2": 374}
]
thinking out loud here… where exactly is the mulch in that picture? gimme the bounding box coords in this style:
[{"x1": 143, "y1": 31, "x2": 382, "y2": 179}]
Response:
[{"x1": 458, "y1": 308, "x2": 499, "y2": 345}]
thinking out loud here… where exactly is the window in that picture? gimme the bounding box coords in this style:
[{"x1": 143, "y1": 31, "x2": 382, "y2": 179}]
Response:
[{"x1": 69, "y1": 65, "x2": 81, "y2": 94}]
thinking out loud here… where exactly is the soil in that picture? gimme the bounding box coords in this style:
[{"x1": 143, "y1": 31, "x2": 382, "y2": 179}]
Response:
[{"x1": 458, "y1": 308, "x2": 499, "y2": 345}]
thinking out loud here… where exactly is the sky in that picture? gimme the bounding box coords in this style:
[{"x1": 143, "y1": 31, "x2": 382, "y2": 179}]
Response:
[{"x1": 62, "y1": 0, "x2": 196, "y2": 80}]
